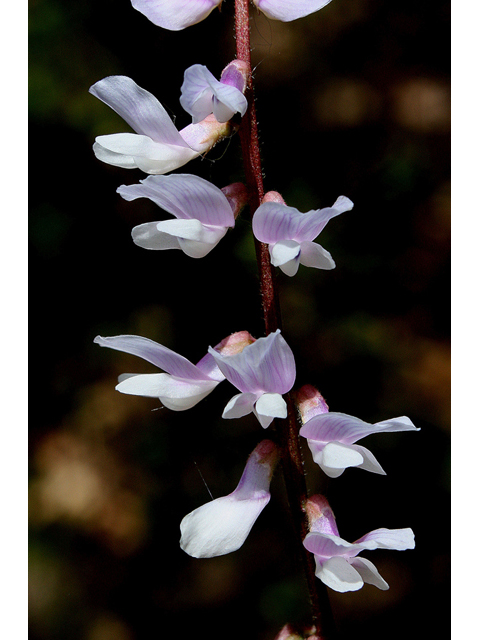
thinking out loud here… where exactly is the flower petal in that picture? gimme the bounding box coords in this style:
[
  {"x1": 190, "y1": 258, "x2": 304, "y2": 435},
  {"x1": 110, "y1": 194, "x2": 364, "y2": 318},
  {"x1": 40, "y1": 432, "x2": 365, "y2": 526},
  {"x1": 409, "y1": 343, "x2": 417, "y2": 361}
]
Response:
[
  {"x1": 300, "y1": 412, "x2": 419, "y2": 445},
  {"x1": 222, "y1": 392, "x2": 258, "y2": 419},
  {"x1": 94, "y1": 133, "x2": 199, "y2": 174},
  {"x1": 118, "y1": 174, "x2": 235, "y2": 227},
  {"x1": 278, "y1": 258, "x2": 301, "y2": 277},
  {"x1": 303, "y1": 531, "x2": 358, "y2": 558},
  {"x1": 353, "y1": 528, "x2": 415, "y2": 551},
  {"x1": 350, "y1": 444, "x2": 386, "y2": 475},
  {"x1": 90, "y1": 75, "x2": 190, "y2": 145},
  {"x1": 295, "y1": 197, "x2": 354, "y2": 241},
  {"x1": 116, "y1": 372, "x2": 218, "y2": 409},
  {"x1": 180, "y1": 64, "x2": 248, "y2": 124},
  {"x1": 180, "y1": 440, "x2": 277, "y2": 557},
  {"x1": 132, "y1": 222, "x2": 182, "y2": 251},
  {"x1": 94, "y1": 334, "x2": 211, "y2": 380},
  {"x1": 131, "y1": 0, "x2": 222, "y2": 31},
  {"x1": 269, "y1": 240, "x2": 301, "y2": 267},
  {"x1": 208, "y1": 329, "x2": 296, "y2": 394},
  {"x1": 349, "y1": 557, "x2": 389, "y2": 590},
  {"x1": 314, "y1": 556, "x2": 363, "y2": 592},
  {"x1": 298, "y1": 242, "x2": 335, "y2": 270},
  {"x1": 320, "y1": 442, "x2": 365, "y2": 470},
  {"x1": 253, "y1": 203, "x2": 303, "y2": 244},
  {"x1": 255, "y1": 393, "x2": 287, "y2": 420}
]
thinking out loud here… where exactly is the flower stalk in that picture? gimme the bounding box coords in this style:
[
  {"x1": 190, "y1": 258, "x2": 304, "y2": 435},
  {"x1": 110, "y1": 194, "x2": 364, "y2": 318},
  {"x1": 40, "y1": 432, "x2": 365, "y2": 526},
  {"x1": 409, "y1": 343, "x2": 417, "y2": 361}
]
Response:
[{"x1": 234, "y1": 1, "x2": 335, "y2": 636}]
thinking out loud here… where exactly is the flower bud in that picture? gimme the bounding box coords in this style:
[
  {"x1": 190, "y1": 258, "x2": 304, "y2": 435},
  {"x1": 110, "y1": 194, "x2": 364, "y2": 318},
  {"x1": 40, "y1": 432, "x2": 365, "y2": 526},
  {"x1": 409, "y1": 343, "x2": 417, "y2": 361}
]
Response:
[
  {"x1": 292, "y1": 384, "x2": 329, "y2": 424},
  {"x1": 304, "y1": 495, "x2": 339, "y2": 536},
  {"x1": 213, "y1": 330, "x2": 256, "y2": 356},
  {"x1": 262, "y1": 190, "x2": 286, "y2": 205},
  {"x1": 220, "y1": 59, "x2": 250, "y2": 95},
  {"x1": 221, "y1": 182, "x2": 249, "y2": 219}
]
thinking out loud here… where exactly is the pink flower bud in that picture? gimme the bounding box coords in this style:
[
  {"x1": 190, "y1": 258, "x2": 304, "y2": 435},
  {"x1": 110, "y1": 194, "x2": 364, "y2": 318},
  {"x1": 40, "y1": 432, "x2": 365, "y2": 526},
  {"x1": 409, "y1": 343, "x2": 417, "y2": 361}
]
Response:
[
  {"x1": 292, "y1": 384, "x2": 329, "y2": 424},
  {"x1": 262, "y1": 191, "x2": 286, "y2": 205},
  {"x1": 221, "y1": 182, "x2": 249, "y2": 219},
  {"x1": 304, "y1": 495, "x2": 339, "y2": 536},
  {"x1": 220, "y1": 60, "x2": 250, "y2": 95},
  {"x1": 213, "y1": 330, "x2": 256, "y2": 356}
]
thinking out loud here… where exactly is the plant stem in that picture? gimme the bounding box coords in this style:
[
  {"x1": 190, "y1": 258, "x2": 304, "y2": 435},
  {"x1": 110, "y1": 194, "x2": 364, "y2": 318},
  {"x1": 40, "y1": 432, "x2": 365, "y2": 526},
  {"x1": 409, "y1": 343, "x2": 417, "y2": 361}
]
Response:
[{"x1": 234, "y1": 2, "x2": 335, "y2": 637}]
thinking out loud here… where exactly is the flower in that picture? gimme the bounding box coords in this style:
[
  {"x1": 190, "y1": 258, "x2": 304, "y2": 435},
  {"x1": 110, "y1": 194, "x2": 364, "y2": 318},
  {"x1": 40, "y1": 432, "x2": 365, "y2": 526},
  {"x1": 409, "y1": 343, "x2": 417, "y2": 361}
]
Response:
[
  {"x1": 93, "y1": 334, "x2": 225, "y2": 410},
  {"x1": 303, "y1": 495, "x2": 415, "y2": 593},
  {"x1": 180, "y1": 440, "x2": 279, "y2": 557},
  {"x1": 208, "y1": 329, "x2": 296, "y2": 428},
  {"x1": 130, "y1": 0, "x2": 333, "y2": 30},
  {"x1": 252, "y1": 0, "x2": 333, "y2": 22},
  {"x1": 299, "y1": 411, "x2": 420, "y2": 478},
  {"x1": 131, "y1": 0, "x2": 223, "y2": 31},
  {"x1": 117, "y1": 174, "x2": 246, "y2": 258},
  {"x1": 180, "y1": 61, "x2": 248, "y2": 124},
  {"x1": 252, "y1": 195, "x2": 353, "y2": 276},
  {"x1": 89, "y1": 75, "x2": 230, "y2": 174}
]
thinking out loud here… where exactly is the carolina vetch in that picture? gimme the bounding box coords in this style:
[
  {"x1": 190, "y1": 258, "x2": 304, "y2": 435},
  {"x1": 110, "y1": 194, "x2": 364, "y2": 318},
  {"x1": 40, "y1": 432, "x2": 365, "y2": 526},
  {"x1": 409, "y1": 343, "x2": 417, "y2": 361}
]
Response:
[
  {"x1": 130, "y1": 0, "x2": 334, "y2": 30},
  {"x1": 93, "y1": 334, "x2": 225, "y2": 410},
  {"x1": 180, "y1": 440, "x2": 279, "y2": 558},
  {"x1": 117, "y1": 174, "x2": 246, "y2": 258},
  {"x1": 89, "y1": 75, "x2": 230, "y2": 174},
  {"x1": 180, "y1": 62, "x2": 248, "y2": 124},
  {"x1": 252, "y1": 196, "x2": 354, "y2": 276},
  {"x1": 303, "y1": 495, "x2": 415, "y2": 593},
  {"x1": 208, "y1": 329, "x2": 296, "y2": 428},
  {"x1": 299, "y1": 411, "x2": 420, "y2": 478}
]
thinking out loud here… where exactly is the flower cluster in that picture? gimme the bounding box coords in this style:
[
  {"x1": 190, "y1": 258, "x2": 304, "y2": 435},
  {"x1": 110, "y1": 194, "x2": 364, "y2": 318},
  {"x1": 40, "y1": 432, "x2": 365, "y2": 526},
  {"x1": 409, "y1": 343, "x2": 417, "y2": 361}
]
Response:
[{"x1": 90, "y1": 0, "x2": 417, "y2": 628}]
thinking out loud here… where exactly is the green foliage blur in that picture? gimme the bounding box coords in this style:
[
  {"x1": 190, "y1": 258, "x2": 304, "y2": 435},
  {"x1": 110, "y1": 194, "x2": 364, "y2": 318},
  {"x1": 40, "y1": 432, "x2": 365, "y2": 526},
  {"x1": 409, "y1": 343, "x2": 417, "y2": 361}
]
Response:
[{"x1": 29, "y1": 1, "x2": 450, "y2": 639}]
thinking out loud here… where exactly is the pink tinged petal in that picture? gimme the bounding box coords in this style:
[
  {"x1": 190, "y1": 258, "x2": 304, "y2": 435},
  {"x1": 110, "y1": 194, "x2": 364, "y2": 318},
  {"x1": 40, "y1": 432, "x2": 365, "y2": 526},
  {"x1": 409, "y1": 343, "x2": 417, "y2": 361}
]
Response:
[
  {"x1": 303, "y1": 531, "x2": 359, "y2": 559},
  {"x1": 89, "y1": 76, "x2": 190, "y2": 145},
  {"x1": 180, "y1": 440, "x2": 278, "y2": 558},
  {"x1": 116, "y1": 373, "x2": 218, "y2": 409},
  {"x1": 299, "y1": 412, "x2": 419, "y2": 446},
  {"x1": 353, "y1": 528, "x2": 415, "y2": 551},
  {"x1": 349, "y1": 557, "x2": 389, "y2": 590},
  {"x1": 220, "y1": 60, "x2": 248, "y2": 94},
  {"x1": 131, "y1": 0, "x2": 222, "y2": 31},
  {"x1": 253, "y1": 203, "x2": 303, "y2": 244},
  {"x1": 194, "y1": 352, "x2": 225, "y2": 382},
  {"x1": 222, "y1": 392, "x2": 258, "y2": 419},
  {"x1": 180, "y1": 65, "x2": 247, "y2": 124},
  {"x1": 118, "y1": 174, "x2": 235, "y2": 227},
  {"x1": 208, "y1": 329, "x2": 296, "y2": 394},
  {"x1": 299, "y1": 242, "x2": 335, "y2": 270},
  {"x1": 296, "y1": 197, "x2": 354, "y2": 241},
  {"x1": 93, "y1": 335, "x2": 211, "y2": 381},
  {"x1": 314, "y1": 556, "x2": 363, "y2": 593}
]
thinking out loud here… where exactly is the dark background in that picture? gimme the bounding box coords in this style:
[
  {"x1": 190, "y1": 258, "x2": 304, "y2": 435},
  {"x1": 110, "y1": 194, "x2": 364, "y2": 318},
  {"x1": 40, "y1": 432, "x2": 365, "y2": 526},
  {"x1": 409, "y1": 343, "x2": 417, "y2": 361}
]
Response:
[{"x1": 29, "y1": 1, "x2": 450, "y2": 639}]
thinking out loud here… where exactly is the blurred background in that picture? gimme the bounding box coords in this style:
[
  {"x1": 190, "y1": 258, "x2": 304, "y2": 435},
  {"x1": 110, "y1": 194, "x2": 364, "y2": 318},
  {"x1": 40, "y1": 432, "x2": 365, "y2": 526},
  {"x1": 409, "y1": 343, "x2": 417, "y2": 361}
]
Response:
[{"x1": 29, "y1": 0, "x2": 450, "y2": 638}]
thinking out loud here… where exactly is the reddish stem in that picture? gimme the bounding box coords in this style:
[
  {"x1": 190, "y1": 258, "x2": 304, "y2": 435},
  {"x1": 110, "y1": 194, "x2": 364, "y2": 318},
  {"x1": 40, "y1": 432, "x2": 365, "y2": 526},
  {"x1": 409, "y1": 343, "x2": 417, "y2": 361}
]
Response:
[{"x1": 234, "y1": 2, "x2": 335, "y2": 637}]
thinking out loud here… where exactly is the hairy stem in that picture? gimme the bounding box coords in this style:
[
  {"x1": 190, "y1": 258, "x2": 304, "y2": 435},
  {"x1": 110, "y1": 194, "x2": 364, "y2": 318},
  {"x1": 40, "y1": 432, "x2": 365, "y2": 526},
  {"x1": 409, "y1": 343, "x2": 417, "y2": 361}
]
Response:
[{"x1": 234, "y1": 2, "x2": 335, "y2": 637}]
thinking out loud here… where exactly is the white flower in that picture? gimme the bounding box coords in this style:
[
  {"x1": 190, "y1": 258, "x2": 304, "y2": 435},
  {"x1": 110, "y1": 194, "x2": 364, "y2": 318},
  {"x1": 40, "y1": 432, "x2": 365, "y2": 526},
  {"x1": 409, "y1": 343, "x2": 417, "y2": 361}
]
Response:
[
  {"x1": 180, "y1": 440, "x2": 279, "y2": 557},
  {"x1": 90, "y1": 75, "x2": 230, "y2": 174}
]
